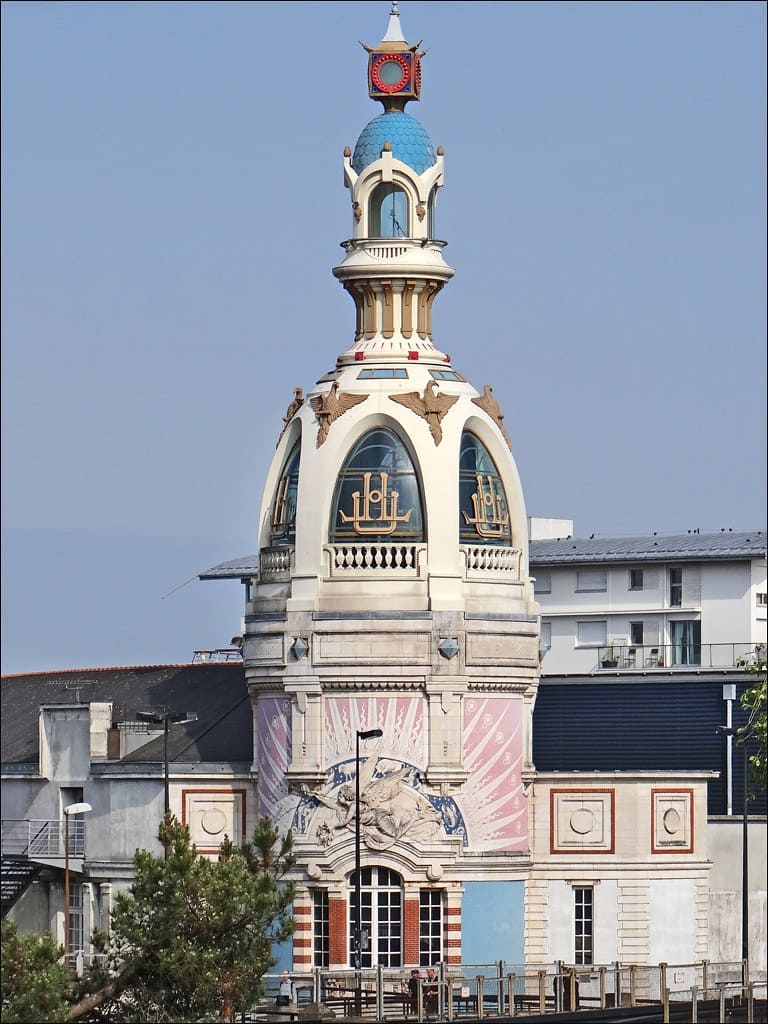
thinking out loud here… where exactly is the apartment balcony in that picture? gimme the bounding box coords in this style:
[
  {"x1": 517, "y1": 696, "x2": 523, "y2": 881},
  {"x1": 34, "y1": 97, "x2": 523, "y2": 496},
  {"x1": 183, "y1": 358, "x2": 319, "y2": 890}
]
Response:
[
  {"x1": 1, "y1": 818, "x2": 85, "y2": 859},
  {"x1": 596, "y1": 642, "x2": 757, "y2": 672}
]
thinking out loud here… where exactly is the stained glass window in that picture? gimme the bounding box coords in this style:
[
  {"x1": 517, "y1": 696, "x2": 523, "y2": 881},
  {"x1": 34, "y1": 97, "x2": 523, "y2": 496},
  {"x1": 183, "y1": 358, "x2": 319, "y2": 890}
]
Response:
[
  {"x1": 331, "y1": 428, "x2": 424, "y2": 543},
  {"x1": 270, "y1": 441, "x2": 300, "y2": 546},
  {"x1": 459, "y1": 431, "x2": 511, "y2": 546}
]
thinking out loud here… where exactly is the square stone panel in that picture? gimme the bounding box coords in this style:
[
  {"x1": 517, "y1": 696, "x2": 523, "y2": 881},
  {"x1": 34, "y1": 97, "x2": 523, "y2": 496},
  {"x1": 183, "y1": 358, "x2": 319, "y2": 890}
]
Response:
[
  {"x1": 182, "y1": 788, "x2": 247, "y2": 853},
  {"x1": 651, "y1": 787, "x2": 693, "y2": 854},
  {"x1": 550, "y1": 788, "x2": 615, "y2": 854}
]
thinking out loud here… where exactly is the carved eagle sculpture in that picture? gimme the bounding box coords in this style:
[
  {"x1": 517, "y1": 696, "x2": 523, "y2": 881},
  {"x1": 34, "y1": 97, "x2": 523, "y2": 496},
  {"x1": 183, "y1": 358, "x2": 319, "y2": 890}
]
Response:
[
  {"x1": 389, "y1": 380, "x2": 458, "y2": 445},
  {"x1": 471, "y1": 384, "x2": 511, "y2": 447},
  {"x1": 309, "y1": 381, "x2": 368, "y2": 447},
  {"x1": 276, "y1": 386, "x2": 304, "y2": 446}
]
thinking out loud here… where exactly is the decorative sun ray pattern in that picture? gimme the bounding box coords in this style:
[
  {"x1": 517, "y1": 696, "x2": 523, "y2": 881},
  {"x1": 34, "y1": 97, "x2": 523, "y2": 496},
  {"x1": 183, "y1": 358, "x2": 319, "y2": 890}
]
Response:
[
  {"x1": 458, "y1": 696, "x2": 527, "y2": 851},
  {"x1": 257, "y1": 697, "x2": 291, "y2": 820},
  {"x1": 324, "y1": 696, "x2": 426, "y2": 766}
]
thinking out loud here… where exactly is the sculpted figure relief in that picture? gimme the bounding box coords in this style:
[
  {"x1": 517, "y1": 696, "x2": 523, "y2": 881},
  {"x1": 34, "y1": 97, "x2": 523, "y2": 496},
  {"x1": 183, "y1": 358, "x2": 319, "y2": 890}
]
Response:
[
  {"x1": 309, "y1": 382, "x2": 368, "y2": 447},
  {"x1": 307, "y1": 757, "x2": 443, "y2": 851},
  {"x1": 471, "y1": 384, "x2": 511, "y2": 447},
  {"x1": 389, "y1": 381, "x2": 458, "y2": 445}
]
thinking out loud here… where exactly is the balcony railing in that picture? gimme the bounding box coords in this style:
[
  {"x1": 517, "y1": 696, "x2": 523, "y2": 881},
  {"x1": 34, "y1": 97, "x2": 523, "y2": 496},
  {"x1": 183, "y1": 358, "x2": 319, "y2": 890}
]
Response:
[
  {"x1": 1, "y1": 819, "x2": 85, "y2": 858},
  {"x1": 596, "y1": 642, "x2": 757, "y2": 671}
]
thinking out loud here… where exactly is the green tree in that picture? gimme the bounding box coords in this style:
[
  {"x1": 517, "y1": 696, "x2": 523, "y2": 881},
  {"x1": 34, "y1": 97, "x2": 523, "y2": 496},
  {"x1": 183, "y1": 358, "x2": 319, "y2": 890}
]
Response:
[
  {"x1": 738, "y1": 644, "x2": 767, "y2": 792},
  {"x1": 72, "y1": 815, "x2": 294, "y2": 1022},
  {"x1": 1, "y1": 920, "x2": 71, "y2": 1023}
]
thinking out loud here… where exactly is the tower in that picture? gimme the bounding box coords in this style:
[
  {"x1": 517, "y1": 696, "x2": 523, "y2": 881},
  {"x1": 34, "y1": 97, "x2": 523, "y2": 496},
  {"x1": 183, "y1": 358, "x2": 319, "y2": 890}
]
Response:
[{"x1": 244, "y1": 5, "x2": 540, "y2": 969}]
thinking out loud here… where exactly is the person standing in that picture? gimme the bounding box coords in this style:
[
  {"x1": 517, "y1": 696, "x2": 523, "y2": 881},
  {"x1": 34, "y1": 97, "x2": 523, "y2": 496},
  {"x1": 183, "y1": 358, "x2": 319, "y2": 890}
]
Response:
[
  {"x1": 407, "y1": 969, "x2": 421, "y2": 1014},
  {"x1": 424, "y1": 967, "x2": 439, "y2": 1016},
  {"x1": 277, "y1": 971, "x2": 295, "y2": 1008}
]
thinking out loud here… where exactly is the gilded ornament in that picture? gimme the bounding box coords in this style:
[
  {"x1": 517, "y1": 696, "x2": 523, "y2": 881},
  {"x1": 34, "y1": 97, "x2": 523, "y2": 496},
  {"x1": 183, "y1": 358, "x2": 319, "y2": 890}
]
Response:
[
  {"x1": 471, "y1": 384, "x2": 511, "y2": 447},
  {"x1": 389, "y1": 380, "x2": 458, "y2": 445},
  {"x1": 309, "y1": 381, "x2": 368, "y2": 447},
  {"x1": 276, "y1": 386, "x2": 304, "y2": 446}
]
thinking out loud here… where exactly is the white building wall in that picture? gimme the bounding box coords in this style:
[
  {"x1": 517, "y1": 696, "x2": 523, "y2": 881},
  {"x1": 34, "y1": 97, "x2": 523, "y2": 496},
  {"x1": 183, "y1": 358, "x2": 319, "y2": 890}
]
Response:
[{"x1": 701, "y1": 562, "x2": 752, "y2": 646}]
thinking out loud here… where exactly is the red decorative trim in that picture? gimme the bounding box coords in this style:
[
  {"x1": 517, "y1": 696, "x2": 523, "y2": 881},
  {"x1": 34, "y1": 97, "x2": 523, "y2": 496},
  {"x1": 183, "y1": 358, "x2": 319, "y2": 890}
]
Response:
[
  {"x1": 445, "y1": 907, "x2": 462, "y2": 916},
  {"x1": 549, "y1": 787, "x2": 615, "y2": 855},
  {"x1": 371, "y1": 53, "x2": 411, "y2": 93},
  {"x1": 651, "y1": 787, "x2": 694, "y2": 855},
  {"x1": 181, "y1": 788, "x2": 247, "y2": 854}
]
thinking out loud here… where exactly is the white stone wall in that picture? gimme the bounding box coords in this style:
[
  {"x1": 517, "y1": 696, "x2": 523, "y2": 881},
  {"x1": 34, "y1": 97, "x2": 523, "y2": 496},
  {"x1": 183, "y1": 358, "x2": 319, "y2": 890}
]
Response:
[{"x1": 526, "y1": 772, "x2": 713, "y2": 967}]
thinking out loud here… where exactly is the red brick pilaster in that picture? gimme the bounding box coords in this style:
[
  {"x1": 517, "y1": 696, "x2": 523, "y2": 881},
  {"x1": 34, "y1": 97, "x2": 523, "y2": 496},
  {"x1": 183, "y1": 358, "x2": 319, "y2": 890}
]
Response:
[
  {"x1": 329, "y1": 895, "x2": 348, "y2": 967},
  {"x1": 445, "y1": 901, "x2": 462, "y2": 964},
  {"x1": 404, "y1": 896, "x2": 420, "y2": 965},
  {"x1": 293, "y1": 892, "x2": 312, "y2": 967}
]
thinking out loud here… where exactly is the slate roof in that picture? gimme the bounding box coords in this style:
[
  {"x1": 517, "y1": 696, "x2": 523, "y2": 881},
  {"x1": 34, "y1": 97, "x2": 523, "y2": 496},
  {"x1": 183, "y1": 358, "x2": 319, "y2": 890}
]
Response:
[
  {"x1": 1, "y1": 663, "x2": 251, "y2": 765},
  {"x1": 533, "y1": 671, "x2": 766, "y2": 816},
  {"x1": 199, "y1": 555, "x2": 260, "y2": 580},
  {"x1": 529, "y1": 530, "x2": 765, "y2": 566}
]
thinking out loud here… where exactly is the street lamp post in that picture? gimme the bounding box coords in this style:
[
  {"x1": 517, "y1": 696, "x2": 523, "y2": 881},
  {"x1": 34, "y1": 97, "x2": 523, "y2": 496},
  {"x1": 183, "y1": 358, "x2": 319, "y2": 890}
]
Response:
[
  {"x1": 136, "y1": 708, "x2": 198, "y2": 854},
  {"x1": 718, "y1": 726, "x2": 749, "y2": 974},
  {"x1": 354, "y1": 727, "x2": 383, "y2": 1015},
  {"x1": 63, "y1": 801, "x2": 92, "y2": 966}
]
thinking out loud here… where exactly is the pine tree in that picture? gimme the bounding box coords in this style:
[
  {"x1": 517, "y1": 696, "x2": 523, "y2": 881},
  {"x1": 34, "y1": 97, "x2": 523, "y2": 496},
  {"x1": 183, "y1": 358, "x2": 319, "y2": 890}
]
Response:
[{"x1": 73, "y1": 815, "x2": 294, "y2": 1022}]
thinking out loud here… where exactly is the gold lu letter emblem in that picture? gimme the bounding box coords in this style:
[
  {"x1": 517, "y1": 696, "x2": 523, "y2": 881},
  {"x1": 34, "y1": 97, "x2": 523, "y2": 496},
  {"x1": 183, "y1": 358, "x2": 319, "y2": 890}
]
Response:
[
  {"x1": 462, "y1": 474, "x2": 509, "y2": 538},
  {"x1": 338, "y1": 472, "x2": 413, "y2": 535}
]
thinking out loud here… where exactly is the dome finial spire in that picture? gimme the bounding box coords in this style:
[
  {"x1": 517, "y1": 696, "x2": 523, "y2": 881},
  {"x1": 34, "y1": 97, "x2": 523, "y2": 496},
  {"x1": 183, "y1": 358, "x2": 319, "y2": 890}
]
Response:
[{"x1": 382, "y1": 2, "x2": 406, "y2": 44}]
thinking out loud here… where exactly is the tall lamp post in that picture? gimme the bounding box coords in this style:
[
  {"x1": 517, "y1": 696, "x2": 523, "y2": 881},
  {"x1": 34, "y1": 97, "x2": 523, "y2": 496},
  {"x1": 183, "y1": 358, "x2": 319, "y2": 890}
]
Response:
[
  {"x1": 354, "y1": 727, "x2": 382, "y2": 1015},
  {"x1": 63, "y1": 801, "x2": 92, "y2": 966},
  {"x1": 137, "y1": 707, "x2": 198, "y2": 817},
  {"x1": 718, "y1": 726, "x2": 749, "y2": 974}
]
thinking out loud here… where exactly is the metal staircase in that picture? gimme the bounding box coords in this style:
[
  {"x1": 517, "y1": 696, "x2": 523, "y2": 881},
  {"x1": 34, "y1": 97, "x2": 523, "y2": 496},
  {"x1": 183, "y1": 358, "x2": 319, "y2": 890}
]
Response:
[{"x1": 1, "y1": 857, "x2": 41, "y2": 917}]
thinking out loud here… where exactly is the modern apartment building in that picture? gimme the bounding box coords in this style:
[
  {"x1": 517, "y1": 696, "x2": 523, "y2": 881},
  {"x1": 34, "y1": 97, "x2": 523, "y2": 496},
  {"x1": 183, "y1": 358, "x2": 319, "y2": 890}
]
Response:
[{"x1": 529, "y1": 525, "x2": 766, "y2": 676}]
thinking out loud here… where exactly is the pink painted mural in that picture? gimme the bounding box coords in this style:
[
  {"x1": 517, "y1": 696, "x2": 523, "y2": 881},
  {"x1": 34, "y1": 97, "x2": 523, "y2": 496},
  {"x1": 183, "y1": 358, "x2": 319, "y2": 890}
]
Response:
[
  {"x1": 324, "y1": 696, "x2": 426, "y2": 766},
  {"x1": 257, "y1": 696, "x2": 291, "y2": 818},
  {"x1": 460, "y1": 695, "x2": 527, "y2": 852}
]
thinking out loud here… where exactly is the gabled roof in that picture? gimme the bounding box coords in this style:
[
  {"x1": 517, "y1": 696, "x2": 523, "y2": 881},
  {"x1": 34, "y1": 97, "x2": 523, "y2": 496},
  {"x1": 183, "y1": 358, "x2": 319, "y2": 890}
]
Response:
[
  {"x1": 1, "y1": 663, "x2": 251, "y2": 765},
  {"x1": 529, "y1": 530, "x2": 765, "y2": 566}
]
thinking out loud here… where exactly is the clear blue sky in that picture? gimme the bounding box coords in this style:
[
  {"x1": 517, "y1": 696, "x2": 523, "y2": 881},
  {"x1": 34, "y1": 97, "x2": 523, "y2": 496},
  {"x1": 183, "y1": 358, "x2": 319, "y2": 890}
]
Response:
[{"x1": 2, "y1": 1, "x2": 766, "y2": 674}]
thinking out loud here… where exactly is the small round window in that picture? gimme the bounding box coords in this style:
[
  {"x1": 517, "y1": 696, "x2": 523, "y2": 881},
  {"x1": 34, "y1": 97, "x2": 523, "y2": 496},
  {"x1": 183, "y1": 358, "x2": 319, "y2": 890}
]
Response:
[
  {"x1": 331, "y1": 428, "x2": 424, "y2": 543},
  {"x1": 270, "y1": 441, "x2": 300, "y2": 546},
  {"x1": 459, "y1": 432, "x2": 511, "y2": 546}
]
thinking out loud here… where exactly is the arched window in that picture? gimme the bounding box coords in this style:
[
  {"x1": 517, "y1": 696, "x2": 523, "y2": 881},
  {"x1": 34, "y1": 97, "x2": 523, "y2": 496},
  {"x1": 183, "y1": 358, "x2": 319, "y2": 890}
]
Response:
[
  {"x1": 370, "y1": 182, "x2": 409, "y2": 238},
  {"x1": 349, "y1": 866, "x2": 403, "y2": 967},
  {"x1": 459, "y1": 431, "x2": 512, "y2": 546},
  {"x1": 331, "y1": 428, "x2": 424, "y2": 543},
  {"x1": 270, "y1": 441, "x2": 300, "y2": 545},
  {"x1": 427, "y1": 185, "x2": 438, "y2": 239}
]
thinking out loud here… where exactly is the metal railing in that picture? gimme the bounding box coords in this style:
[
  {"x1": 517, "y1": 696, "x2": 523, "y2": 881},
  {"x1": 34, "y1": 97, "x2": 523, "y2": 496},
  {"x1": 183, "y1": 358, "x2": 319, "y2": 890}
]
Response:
[
  {"x1": 241, "y1": 960, "x2": 766, "y2": 1020},
  {"x1": 597, "y1": 642, "x2": 757, "y2": 671},
  {"x1": 1, "y1": 819, "x2": 85, "y2": 858}
]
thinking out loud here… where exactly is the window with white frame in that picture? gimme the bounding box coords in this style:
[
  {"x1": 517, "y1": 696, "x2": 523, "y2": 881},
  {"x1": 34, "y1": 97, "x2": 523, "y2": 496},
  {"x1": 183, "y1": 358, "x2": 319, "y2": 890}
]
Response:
[
  {"x1": 349, "y1": 866, "x2": 402, "y2": 967},
  {"x1": 540, "y1": 621, "x2": 552, "y2": 653},
  {"x1": 68, "y1": 883, "x2": 84, "y2": 957},
  {"x1": 576, "y1": 569, "x2": 607, "y2": 592},
  {"x1": 534, "y1": 573, "x2": 552, "y2": 594},
  {"x1": 576, "y1": 620, "x2": 607, "y2": 647},
  {"x1": 574, "y1": 886, "x2": 593, "y2": 965},
  {"x1": 629, "y1": 568, "x2": 644, "y2": 591},
  {"x1": 419, "y1": 889, "x2": 443, "y2": 966},
  {"x1": 629, "y1": 621, "x2": 644, "y2": 645},
  {"x1": 313, "y1": 889, "x2": 329, "y2": 968},
  {"x1": 669, "y1": 567, "x2": 683, "y2": 607}
]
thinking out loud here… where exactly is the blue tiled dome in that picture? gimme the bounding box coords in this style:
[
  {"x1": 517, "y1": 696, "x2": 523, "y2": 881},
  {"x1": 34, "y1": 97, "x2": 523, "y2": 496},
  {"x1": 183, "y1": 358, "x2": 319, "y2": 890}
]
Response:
[{"x1": 352, "y1": 112, "x2": 436, "y2": 175}]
